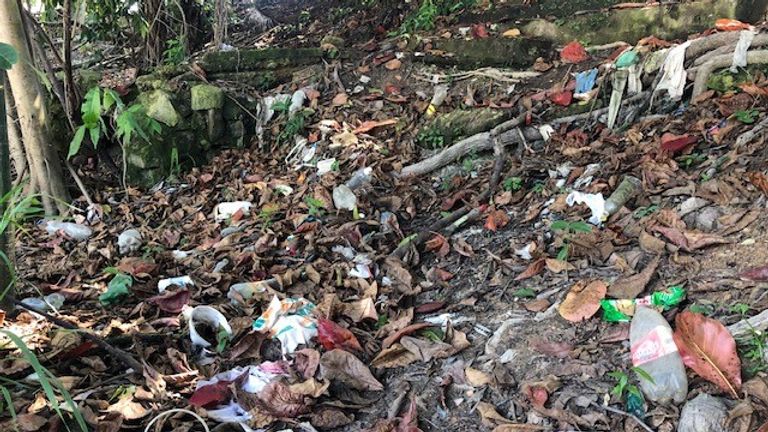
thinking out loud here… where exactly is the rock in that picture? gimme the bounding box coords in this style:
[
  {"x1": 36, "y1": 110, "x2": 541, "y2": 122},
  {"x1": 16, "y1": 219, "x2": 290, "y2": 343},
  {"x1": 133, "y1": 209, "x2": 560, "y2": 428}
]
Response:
[
  {"x1": 422, "y1": 38, "x2": 551, "y2": 68},
  {"x1": 422, "y1": 108, "x2": 509, "y2": 147},
  {"x1": 695, "y1": 207, "x2": 723, "y2": 232},
  {"x1": 678, "y1": 394, "x2": 727, "y2": 432},
  {"x1": 191, "y1": 84, "x2": 224, "y2": 111},
  {"x1": 679, "y1": 197, "x2": 710, "y2": 217},
  {"x1": 199, "y1": 47, "x2": 324, "y2": 74},
  {"x1": 229, "y1": 120, "x2": 245, "y2": 139},
  {"x1": 141, "y1": 90, "x2": 179, "y2": 127},
  {"x1": 206, "y1": 109, "x2": 225, "y2": 142},
  {"x1": 118, "y1": 229, "x2": 143, "y2": 255}
]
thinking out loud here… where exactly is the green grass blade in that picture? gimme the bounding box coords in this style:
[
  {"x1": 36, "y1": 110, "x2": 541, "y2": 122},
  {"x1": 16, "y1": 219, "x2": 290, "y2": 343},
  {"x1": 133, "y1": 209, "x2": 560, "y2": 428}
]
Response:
[
  {"x1": 1, "y1": 331, "x2": 88, "y2": 432},
  {"x1": 0, "y1": 385, "x2": 20, "y2": 432}
]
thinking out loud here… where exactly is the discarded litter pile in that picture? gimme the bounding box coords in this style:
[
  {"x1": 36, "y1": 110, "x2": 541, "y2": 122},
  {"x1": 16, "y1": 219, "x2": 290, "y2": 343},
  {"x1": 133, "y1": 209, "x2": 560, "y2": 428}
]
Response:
[{"x1": 7, "y1": 11, "x2": 768, "y2": 432}]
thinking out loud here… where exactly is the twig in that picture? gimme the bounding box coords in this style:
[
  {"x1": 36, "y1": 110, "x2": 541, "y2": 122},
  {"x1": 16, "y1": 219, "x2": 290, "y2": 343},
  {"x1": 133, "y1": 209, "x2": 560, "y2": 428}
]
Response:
[
  {"x1": 590, "y1": 402, "x2": 654, "y2": 432},
  {"x1": 144, "y1": 409, "x2": 209, "y2": 432},
  {"x1": 14, "y1": 300, "x2": 144, "y2": 374},
  {"x1": 65, "y1": 160, "x2": 95, "y2": 208},
  {"x1": 735, "y1": 115, "x2": 768, "y2": 147}
]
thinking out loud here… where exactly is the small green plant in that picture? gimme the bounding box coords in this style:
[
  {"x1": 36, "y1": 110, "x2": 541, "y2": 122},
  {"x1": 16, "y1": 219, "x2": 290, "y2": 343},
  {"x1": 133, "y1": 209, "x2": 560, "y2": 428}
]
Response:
[
  {"x1": 731, "y1": 302, "x2": 751, "y2": 317},
  {"x1": 503, "y1": 177, "x2": 523, "y2": 192},
  {"x1": 397, "y1": 0, "x2": 477, "y2": 35},
  {"x1": 734, "y1": 108, "x2": 759, "y2": 124},
  {"x1": 688, "y1": 302, "x2": 715, "y2": 315},
  {"x1": 633, "y1": 205, "x2": 660, "y2": 219},
  {"x1": 532, "y1": 181, "x2": 547, "y2": 195},
  {"x1": 550, "y1": 220, "x2": 593, "y2": 261},
  {"x1": 305, "y1": 197, "x2": 326, "y2": 217},
  {"x1": 420, "y1": 328, "x2": 445, "y2": 342},
  {"x1": 677, "y1": 153, "x2": 706, "y2": 169},
  {"x1": 512, "y1": 287, "x2": 536, "y2": 298},
  {"x1": 169, "y1": 147, "x2": 181, "y2": 179},
  {"x1": 461, "y1": 151, "x2": 478, "y2": 173},
  {"x1": 258, "y1": 203, "x2": 279, "y2": 229},
  {"x1": 608, "y1": 367, "x2": 653, "y2": 418},
  {"x1": 69, "y1": 87, "x2": 161, "y2": 167},
  {"x1": 162, "y1": 35, "x2": 187, "y2": 66},
  {"x1": 416, "y1": 127, "x2": 445, "y2": 149}
]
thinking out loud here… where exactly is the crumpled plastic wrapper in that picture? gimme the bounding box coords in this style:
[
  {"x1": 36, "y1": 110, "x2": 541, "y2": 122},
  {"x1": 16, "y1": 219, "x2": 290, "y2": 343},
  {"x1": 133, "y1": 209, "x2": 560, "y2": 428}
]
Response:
[
  {"x1": 566, "y1": 191, "x2": 607, "y2": 225},
  {"x1": 252, "y1": 296, "x2": 318, "y2": 355}
]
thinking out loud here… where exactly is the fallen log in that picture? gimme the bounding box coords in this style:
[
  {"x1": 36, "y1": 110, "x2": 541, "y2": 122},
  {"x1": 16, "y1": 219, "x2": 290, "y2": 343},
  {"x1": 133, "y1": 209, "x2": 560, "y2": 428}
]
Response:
[{"x1": 400, "y1": 92, "x2": 649, "y2": 178}]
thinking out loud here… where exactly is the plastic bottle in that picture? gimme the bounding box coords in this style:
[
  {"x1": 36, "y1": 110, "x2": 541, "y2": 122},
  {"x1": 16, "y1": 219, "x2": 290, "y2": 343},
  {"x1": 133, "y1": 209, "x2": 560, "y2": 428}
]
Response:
[
  {"x1": 629, "y1": 306, "x2": 688, "y2": 404},
  {"x1": 345, "y1": 167, "x2": 373, "y2": 190},
  {"x1": 44, "y1": 221, "x2": 93, "y2": 241},
  {"x1": 425, "y1": 84, "x2": 449, "y2": 118},
  {"x1": 604, "y1": 175, "x2": 642, "y2": 216},
  {"x1": 20, "y1": 293, "x2": 65, "y2": 312}
]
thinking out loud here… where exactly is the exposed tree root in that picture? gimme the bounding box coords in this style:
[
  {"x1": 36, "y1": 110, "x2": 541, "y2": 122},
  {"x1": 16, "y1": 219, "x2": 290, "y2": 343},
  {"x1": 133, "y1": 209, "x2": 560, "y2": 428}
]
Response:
[{"x1": 691, "y1": 50, "x2": 768, "y2": 98}]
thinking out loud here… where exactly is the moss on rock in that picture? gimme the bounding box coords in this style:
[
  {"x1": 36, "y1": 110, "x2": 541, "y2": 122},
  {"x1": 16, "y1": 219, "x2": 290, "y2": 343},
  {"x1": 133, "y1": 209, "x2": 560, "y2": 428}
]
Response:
[{"x1": 191, "y1": 84, "x2": 225, "y2": 110}]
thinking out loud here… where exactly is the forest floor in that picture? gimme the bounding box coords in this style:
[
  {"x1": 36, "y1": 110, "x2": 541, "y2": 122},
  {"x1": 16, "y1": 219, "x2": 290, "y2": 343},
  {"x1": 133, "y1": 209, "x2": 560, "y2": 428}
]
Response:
[{"x1": 5, "y1": 2, "x2": 768, "y2": 432}]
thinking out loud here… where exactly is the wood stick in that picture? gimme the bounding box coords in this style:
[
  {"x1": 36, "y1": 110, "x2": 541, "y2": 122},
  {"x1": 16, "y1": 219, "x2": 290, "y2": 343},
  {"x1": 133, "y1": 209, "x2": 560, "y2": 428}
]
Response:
[{"x1": 14, "y1": 300, "x2": 144, "y2": 374}]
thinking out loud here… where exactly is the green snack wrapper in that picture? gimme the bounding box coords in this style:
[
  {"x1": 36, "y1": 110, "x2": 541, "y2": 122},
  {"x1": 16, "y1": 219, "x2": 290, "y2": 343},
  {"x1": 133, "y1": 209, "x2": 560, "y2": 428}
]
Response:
[{"x1": 601, "y1": 285, "x2": 686, "y2": 322}]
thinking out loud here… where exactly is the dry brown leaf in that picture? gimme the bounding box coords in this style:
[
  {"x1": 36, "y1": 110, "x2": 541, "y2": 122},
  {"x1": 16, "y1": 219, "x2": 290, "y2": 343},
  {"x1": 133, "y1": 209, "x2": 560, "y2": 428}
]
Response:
[
  {"x1": 558, "y1": 280, "x2": 607, "y2": 322},
  {"x1": 639, "y1": 230, "x2": 666, "y2": 254},
  {"x1": 384, "y1": 58, "x2": 402, "y2": 70},
  {"x1": 332, "y1": 93, "x2": 349, "y2": 106},
  {"x1": 339, "y1": 298, "x2": 378, "y2": 322},
  {"x1": 371, "y1": 343, "x2": 418, "y2": 368},
  {"x1": 465, "y1": 367, "x2": 493, "y2": 387},
  {"x1": 353, "y1": 119, "x2": 398, "y2": 134},
  {"x1": 674, "y1": 311, "x2": 741, "y2": 398},
  {"x1": 608, "y1": 255, "x2": 660, "y2": 299},
  {"x1": 515, "y1": 258, "x2": 545, "y2": 281},
  {"x1": 545, "y1": 258, "x2": 575, "y2": 274},
  {"x1": 320, "y1": 349, "x2": 383, "y2": 391},
  {"x1": 382, "y1": 323, "x2": 433, "y2": 349},
  {"x1": 477, "y1": 402, "x2": 513, "y2": 427},
  {"x1": 749, "y1": 172, "x2": 768, "y2": 195}
]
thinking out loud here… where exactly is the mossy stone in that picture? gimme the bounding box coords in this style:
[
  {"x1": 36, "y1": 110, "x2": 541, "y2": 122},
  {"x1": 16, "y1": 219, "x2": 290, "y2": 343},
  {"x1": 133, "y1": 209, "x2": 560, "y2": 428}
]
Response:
[
  {"x1": 140, "y1": 90, "x2": 180, "y2": 127},
  {"x1": 191, "y1": 84, "x2": 224, "y2": 111}
]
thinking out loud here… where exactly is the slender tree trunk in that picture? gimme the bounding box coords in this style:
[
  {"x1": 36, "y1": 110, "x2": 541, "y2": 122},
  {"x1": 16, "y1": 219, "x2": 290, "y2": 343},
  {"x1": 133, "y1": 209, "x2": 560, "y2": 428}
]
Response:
[
  {"x1": 213, "y1": 0, "x2": 229, "y2": 49},
  {"x1": 62, "y1": 0, "x2": 78, "y2": 122},
  {"x1": 0, "y1": 0, "x2": 69, "y2": 215},
  {"x1": 0, "y1": 74, "x2": 14, "y2": 315},
  {"x1": 143, "y1": 0, "x2": 165, "y2": 66},
  {"x1": 3, "y1": 85, "x2": 29, "y2": 189}
]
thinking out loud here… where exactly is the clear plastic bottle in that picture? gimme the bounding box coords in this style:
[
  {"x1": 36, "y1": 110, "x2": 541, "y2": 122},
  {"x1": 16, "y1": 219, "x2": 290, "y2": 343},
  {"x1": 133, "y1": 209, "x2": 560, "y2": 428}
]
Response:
[
  {"x1": 345, "y1": 167, "x2": 373, "y2": 190},
  {"x1": 44, "y1": 221, "x2": 93, "y2": 241},
  {"x1": 629, "y1": 306, "x2": 688, "y2": 404}
]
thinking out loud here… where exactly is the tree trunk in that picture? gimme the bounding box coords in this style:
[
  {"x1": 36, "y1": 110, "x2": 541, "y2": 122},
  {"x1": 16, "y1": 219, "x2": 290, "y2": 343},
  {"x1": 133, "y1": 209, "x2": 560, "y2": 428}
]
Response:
[
  {"x1": 0, "y1": 75, "x2": 14, "y2": 314},
  {"x1": 0, "y1": 0, "x2": 69, "y2": 215},
  {"x1": 62, "y1": 0, "x2": 78, "y2": 121},
  {"x1": 213, "y1": 0, "x2": 229, "y2": 48},
  {"x1": 143, "y1": 0, "x2": 165, "y2": 66},
  {"x1": 3, "y1": 85, "x2": 29, "y2": 189}
]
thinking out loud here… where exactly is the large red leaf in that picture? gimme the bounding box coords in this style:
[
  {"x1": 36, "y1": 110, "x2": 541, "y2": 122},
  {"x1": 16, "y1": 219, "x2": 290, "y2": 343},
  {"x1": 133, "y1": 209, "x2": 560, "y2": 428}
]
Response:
[
  {"x1": 741, "y1": 265, "x2": 768, "y2": 281},
  {"x1": 147, "y1": 289, "x2": 190, "y2": 313},
  {"x1": 673, "y1": 311, "x2": 741, "y2": 398},
  {"x1": 189, "y1": 380, "x2": 232, "y2": 407},
  {"x1": 317, "y1": 319, "x2": 363, "y2": 352},
  {"x1": 560, "y1": 41, "x2": 588, "y2": 63}
]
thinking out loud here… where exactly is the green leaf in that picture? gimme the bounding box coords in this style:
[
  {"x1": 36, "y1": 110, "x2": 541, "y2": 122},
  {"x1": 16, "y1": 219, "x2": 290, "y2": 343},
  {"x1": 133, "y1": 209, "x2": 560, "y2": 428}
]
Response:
[
  {"x1": 550, "y1": 220, "x2": 570, "y2": 231},
  {"x1": 734, "y1": 108, "x2": 758, "y2": 124},
  {"x1": 102, "y1": 88, "x2": 124, "y2": 111},
  {"x1": 68, "y1": 126, "x2": 86, "y2": 159},
  {"x1": 0, "y1": 385, "x2": 19, "y2": 432},
  {"x1": 88, "y1": 122, "x2": 101, "y2": 149},
  {"x1": 0, "y1": 43, "x2": 18, "y2": 70},
  {"x1": 556, "y1": 246, "x2": 569, "y2": 262},
  {"x1": 632, "y1": 367, "x2": 655, "y2": 384},
  {"x1": 512, "y1": 287, "x2": 536, "y2": 298},
  {"x1": 99, "y1": 273, "x2": 133, "y2": 306},
  {"x1": 570, "y1": 221, "x2": 594, "y2": 233},
  {"x1": 80, "y1": 87, "x2": 102, "y2": 125},
  {"x1": 216, "y1": 326, "x2": 230, "y2": 353}
]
